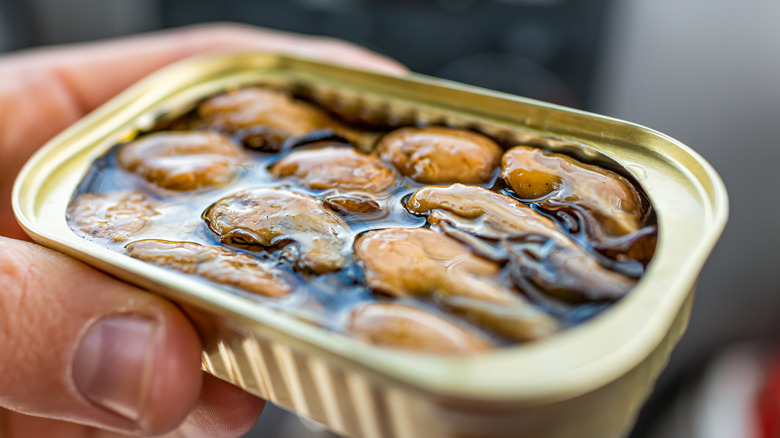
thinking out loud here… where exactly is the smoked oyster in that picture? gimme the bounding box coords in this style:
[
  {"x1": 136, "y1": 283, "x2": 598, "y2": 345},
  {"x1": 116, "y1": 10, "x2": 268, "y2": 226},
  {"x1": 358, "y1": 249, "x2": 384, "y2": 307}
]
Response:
[
  {"x1": 126, "y1": 239, "x2": 291, "y2": 298},
  {"x1": 67, "y1": 191, "x2": 160, "y2": 242},
  {"x1": 117, "y1": 131, "x2": 246, "y2": 191},
  {"x1": 501, "y1": 146, "x2": 656, "y2": 263},
  {"x1": 376, "y1": 126, "x2": 502, "y2": 184},
  {"x1": 347, "y1": 302, "x2": 492, "y2": 354},
  {"x1": 203, "y1": 188, "x2": 351, "y2": 274}
]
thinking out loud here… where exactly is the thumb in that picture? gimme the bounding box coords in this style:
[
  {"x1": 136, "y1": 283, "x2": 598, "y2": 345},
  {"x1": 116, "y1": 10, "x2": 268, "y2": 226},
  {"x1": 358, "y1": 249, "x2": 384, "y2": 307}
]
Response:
[{"x1": 0, "y1": 237, "x2": 203, "y2": 435}]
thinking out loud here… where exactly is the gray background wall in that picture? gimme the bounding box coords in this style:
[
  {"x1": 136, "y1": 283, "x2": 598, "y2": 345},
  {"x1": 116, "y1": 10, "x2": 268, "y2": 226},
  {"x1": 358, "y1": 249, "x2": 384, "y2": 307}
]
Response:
[{"x1": 596, "y1": 0, "x2": 780, "y2": 374}]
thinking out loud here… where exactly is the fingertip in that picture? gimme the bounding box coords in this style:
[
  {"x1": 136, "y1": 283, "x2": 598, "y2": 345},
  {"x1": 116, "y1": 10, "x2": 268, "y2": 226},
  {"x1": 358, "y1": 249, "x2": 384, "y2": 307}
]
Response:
[
  {"x1": 170, "y1": 23, "x2": 409, "y2": 75},
  {"x1": 178, "y1": 374, "x2": 265, "y2": 438},
  {"x1": 306, "y1": 37, "x2": 408, "y2": 75}
]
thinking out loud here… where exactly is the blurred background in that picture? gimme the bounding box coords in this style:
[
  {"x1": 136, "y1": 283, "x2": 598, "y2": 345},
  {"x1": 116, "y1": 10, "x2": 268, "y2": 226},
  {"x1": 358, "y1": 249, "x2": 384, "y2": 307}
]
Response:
[{"x1": 1, "y1": 0, "x2": 778, "y2": 436}]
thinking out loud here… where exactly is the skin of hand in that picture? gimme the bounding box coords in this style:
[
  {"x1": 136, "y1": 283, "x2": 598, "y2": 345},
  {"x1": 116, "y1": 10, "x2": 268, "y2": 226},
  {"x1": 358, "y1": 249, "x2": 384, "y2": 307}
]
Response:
[{"x1": 0, "y1": 23, "x2": 405, "y2": 438}]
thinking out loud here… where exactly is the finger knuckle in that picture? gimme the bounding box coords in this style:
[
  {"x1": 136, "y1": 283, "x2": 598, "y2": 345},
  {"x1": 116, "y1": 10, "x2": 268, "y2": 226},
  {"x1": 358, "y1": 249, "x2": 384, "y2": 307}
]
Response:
[
  {"x1": 187, "y1": 22, "x2": 257, "y2": 40},
  {"x1": 0, "y1": 241, "x2": 35, "y2": 376},
  {"x1": 0, "y1": 242, "x2": 31, "y2": 312},
  {"x1": 314, "y1": 37, "x2": 360, "y2": 51}
]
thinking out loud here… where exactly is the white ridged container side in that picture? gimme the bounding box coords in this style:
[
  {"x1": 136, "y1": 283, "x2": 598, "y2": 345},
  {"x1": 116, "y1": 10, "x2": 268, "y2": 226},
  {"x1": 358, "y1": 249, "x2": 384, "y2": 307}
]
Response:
[{"x1": 201, "y1": 322, "x2": 439, "y2": 438}]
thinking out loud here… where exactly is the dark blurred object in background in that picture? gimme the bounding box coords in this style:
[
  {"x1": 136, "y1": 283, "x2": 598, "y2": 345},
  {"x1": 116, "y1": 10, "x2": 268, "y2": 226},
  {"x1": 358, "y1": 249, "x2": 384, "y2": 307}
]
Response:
[
  {"x1": 3, "y1": 0, "x2": 612, "y2": 108},
  {"x1": 162, "y1": 0, "x2": 609, "y2": 106},
  {"x1": 161, "y1": 0, "x2": 609, "y2": 108},
  {"x1": 0, "y1": 0, "x2": 34, "y2": 51}
]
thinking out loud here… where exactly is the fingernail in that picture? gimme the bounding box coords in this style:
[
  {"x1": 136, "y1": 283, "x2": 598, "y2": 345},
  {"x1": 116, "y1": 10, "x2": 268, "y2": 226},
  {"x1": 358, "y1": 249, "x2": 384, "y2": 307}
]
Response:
[{"x1": 72, "y1": 315, "x2": 156, "y2": 422}]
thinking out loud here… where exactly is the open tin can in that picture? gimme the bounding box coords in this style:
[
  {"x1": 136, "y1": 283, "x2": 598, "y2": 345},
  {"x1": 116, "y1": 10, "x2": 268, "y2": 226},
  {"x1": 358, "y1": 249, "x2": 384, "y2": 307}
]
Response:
[{"x1": 13, "y1": 54, "x2": 727, "y2": 438}]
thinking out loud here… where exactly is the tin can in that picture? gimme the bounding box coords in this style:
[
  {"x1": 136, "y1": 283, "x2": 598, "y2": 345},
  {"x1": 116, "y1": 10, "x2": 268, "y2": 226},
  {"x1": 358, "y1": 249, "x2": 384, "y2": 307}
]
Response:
[{"x1": 12, "y1": 53, "x2": 727, "y2": 438}]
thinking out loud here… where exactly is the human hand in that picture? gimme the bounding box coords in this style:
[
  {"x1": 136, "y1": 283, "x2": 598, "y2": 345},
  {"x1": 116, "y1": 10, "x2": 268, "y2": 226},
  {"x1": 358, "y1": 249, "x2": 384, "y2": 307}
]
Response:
[{"x1": 0, "y1": 24, "x2": 404, "y2": 437}]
